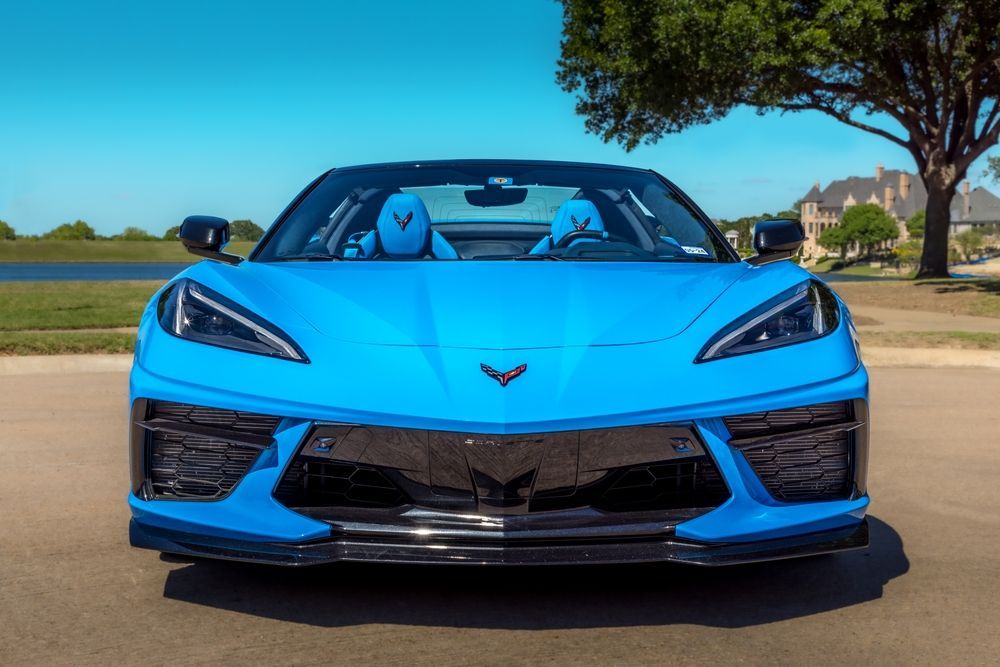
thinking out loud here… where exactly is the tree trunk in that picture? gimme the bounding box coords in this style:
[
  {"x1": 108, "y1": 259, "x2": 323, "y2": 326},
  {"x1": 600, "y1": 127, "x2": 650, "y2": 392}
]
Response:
[{"x1": 916, "y1": 182, "x2": 954, "y2": 279}]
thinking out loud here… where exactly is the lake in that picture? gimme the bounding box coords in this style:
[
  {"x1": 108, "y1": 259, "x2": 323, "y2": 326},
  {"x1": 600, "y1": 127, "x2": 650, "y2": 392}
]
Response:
[{"x1": 0, "y1": 263, "x2": 191, "y2": 282}]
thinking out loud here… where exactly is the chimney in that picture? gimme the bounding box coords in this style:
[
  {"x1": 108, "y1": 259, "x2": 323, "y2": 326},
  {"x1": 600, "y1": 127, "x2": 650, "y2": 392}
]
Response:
[
  {"x1": 884, "y1": 185, "x2": 895, "y2": 211},
  {"x1": 875, "y1": 163, "x2": 884, "y2": 181},
  {"x1": 899, "y1": 172, "x2": 910, "y2": 199},
  {"x1": 962, "y1": 180, "x2": 971, "y2": 216}
]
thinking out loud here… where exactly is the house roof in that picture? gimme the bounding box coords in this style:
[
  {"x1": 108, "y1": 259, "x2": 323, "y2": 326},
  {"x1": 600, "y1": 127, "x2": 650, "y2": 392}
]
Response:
[
  {"x1": 951, "y1": 187, "x2": 1000, "y2": 224},
  {"x1": 802, "y1": 169, "x2": 927, "y2": 221}
]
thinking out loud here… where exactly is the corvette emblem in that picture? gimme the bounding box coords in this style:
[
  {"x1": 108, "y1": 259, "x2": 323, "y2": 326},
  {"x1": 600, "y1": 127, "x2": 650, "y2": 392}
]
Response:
[
  {"x1": 393, "y1": 211, "x2": 413, "y2": 231},
  {"x1": 571, "y1": 215, "x2": 591, "y2": 230},
  {"x1": 480, "y1": 363, "x2": 527, "y2": 387}
]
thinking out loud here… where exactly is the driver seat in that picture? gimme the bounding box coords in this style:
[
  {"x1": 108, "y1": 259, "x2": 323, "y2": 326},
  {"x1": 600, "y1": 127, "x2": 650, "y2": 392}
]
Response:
[
  {"x1": 344, "y1": 193, "x2": 458, "y2": 259},
  {"x1": 529, "y1": 199, "x2": 606, "y2": 254}
]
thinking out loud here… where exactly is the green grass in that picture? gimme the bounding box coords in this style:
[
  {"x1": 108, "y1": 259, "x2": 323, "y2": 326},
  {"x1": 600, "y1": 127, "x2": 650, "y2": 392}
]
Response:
[
  {"x1": 0, "y1": 331, "x2": 136, "y2": 355},
  {"x1": 860, "y1": 330, "x2": 1000, "y2": 350},
  {"x1": 0, "y1": 281, "x2": 159, "y2": 330},
  {"x1": 0, "y1": 240, "x2": 256, "y2": 263}
]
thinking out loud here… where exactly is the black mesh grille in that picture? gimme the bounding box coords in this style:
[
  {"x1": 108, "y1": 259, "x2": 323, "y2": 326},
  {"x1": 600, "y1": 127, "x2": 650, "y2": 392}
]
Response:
[
  {"x1": 724, "y1": 402, "x2": 854, "y2": 502},
  {"x1": 533, "y1": 458, "x2": 728, "y2": 513},
  {"x1": 274, "y1": 459, "x2": 405, "y2": 508},
  {"x1": 146, "y1": 401, "x2": 281, "y2": 500}
]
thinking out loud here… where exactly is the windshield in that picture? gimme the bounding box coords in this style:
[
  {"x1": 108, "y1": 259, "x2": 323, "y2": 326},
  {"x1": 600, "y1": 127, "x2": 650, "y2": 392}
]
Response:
[{"x1": 254, "y1": 164, "x2": 735, "y2": 263}]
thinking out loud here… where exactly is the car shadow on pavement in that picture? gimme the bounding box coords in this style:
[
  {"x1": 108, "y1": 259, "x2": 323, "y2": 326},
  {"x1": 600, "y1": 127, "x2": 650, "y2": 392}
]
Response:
[{"x1": 160, "y1": 516, "x2": 907, "y2": 630}]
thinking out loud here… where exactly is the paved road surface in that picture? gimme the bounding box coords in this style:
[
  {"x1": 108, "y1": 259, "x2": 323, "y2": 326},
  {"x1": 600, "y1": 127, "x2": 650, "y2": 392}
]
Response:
[{"x1": 2, "y1": 368, "x2": 999, "y2": 665}]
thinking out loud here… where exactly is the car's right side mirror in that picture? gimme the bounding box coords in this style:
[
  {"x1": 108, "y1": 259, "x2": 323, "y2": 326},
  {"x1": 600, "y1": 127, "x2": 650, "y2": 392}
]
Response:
[
  {"x1": 746, "y1": 218, "x2": 805, "y2": 266},
  {"x1": 179, "y1": 216, "x2": 244, "y2": 265}
]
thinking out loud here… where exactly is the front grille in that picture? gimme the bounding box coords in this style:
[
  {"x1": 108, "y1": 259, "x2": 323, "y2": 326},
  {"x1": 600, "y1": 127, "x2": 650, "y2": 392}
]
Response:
[
  {"x1": 274, "y1": 423, "x2": 730, "y2": 515},
  {"x1": 724, "y1": 402, "x2": 858, "y2": 502},
  {"x1": 531, "y1": 458, "x2": 727, "y2": 513},
  {"x1": 138, "y1": 401, "x2": 281, "y2": 500},
  {"x1": 275, "y1": 459, "x2": 406, "y2": 508}
]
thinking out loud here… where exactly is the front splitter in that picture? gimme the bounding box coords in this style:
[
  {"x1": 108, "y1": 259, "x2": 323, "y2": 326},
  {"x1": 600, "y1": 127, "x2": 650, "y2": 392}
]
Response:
[{"x1": 130, "y1": 517, "x2": 868, "y2": 567}]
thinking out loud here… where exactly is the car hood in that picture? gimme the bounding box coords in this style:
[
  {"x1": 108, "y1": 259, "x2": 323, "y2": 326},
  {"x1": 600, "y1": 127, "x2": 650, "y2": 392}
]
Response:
[{"x1": 204, "y1": 261, "x2": 750, "y2": 350}]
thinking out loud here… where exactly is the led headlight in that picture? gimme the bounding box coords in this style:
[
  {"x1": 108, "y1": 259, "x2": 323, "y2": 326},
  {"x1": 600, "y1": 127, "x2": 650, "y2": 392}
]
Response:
[
  {"x1": 157, "y1": 279, "x2": 308, "y2": 362},
  {"x1": 696, "y1": 281, "x2": 840, "y2": 362}
]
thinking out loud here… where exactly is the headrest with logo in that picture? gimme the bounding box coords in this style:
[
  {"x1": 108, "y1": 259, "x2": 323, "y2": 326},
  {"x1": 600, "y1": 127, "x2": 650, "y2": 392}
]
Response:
[
  {"x1": 375, "y1": 193, "x2": 434, "y2": 258},
  {"x1": 549, "y1": 199, "x2": 605, "y2": 246}
]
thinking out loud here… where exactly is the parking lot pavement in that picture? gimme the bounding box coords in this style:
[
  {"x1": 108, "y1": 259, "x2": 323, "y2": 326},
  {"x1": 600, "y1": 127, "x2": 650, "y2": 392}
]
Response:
[{"x1": 2, "y1": 368, "x2": 999, "y2": 665}]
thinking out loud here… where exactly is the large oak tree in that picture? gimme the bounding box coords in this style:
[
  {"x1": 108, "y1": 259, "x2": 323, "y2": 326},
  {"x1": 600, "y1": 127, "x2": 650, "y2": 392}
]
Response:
[{"x1": 557, "y1": 0, "x2": 1000, "y2": 277}]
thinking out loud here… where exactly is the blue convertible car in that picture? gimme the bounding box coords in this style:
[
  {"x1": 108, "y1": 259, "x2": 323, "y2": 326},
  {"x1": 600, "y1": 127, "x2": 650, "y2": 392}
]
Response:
[{"x1": 128, "y1": 160, "x2": 869, "y2": 566}]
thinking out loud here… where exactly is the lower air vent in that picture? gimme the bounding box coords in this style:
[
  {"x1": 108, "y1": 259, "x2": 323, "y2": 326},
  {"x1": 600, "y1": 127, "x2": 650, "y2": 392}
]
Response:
[
  {"x1": 132, "y1": 400, "x2": 281, "y2": 500},
  {"x1": 275, "y1": 459, "x2": 406, "y2": 509},
  {"x1": 724, "y1": 401, "x2": 860, "y2": 502}
]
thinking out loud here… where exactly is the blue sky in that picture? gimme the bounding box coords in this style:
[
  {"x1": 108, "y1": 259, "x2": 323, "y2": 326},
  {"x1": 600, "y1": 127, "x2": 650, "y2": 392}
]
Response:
[{"x1": 1, "y1": 0, "x2": 997, "y2": 236}]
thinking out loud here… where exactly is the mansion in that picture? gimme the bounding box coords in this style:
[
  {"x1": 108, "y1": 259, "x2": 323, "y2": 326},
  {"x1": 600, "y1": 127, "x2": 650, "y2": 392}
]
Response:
[{"x1": 798, "y1": 164, "x2": 1000, "y2": 259}]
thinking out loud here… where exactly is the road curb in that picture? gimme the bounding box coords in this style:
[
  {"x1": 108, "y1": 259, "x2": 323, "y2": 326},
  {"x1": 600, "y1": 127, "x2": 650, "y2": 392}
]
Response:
[
  {"x1": 0, "y1": 354, "x2": 133, "y2": 376},
  {"x1": 2, "y1": 349, "x2": 1000, "y2": 375},
  {"x1": 861, "y1": 346, "x2": 1000, "y2": 369}
]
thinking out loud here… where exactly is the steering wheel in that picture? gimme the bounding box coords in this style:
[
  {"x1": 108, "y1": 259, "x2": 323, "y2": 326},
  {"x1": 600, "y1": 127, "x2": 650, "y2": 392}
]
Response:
[{"x1": 553, "y1": 230, "x2": 628, "y2": 249}]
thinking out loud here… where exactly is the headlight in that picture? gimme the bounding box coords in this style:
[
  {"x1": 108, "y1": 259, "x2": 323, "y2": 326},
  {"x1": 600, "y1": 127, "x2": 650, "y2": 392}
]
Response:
[
  {"x1": 157, "y1": 279, "x2": 308, "y2": 362},
  {"x1": 696, "y1": 280, "x2": 840, "y2": 362}
]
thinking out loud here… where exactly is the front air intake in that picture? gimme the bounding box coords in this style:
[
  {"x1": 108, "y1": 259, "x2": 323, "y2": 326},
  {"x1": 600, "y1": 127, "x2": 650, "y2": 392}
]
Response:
[
  {"x1": 130, "y1": 400, "x2": 281, "y2": 500},
  {"x1": 724, "y1": 400, "x2": 868, "y2": 502}
]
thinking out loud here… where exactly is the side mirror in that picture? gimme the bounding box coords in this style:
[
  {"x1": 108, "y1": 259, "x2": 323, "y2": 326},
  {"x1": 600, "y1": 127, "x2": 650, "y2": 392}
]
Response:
[
  {"x1": 746, "y1": 218, "x2": 804, "y2": 266},
  {"x1": 179, "y1": 216, "x2": 243, "y2": 265}
]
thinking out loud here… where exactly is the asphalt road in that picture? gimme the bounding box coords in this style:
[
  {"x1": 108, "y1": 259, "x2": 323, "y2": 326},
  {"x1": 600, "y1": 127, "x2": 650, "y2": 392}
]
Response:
[{"x1": 2, "y1": 368, "x2": 999, "y2": 665}]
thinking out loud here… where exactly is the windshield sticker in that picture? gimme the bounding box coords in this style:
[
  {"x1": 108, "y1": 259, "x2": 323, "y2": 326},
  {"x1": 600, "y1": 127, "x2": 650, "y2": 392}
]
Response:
[
  {"x1": 488, "y1": 176, "x2": 513, "y2": 185},
  {"x1": 682, "y1": 245, "x2": 709, "y2": 256}
]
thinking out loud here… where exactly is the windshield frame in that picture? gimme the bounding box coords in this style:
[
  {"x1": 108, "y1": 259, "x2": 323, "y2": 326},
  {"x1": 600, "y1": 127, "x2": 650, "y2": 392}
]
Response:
[{"x1": 248, "y1": 160, "x2": 741, "y2": 264}]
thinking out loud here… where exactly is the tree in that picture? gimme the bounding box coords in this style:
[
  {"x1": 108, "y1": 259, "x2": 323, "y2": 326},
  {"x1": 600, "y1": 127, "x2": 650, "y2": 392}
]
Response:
[
  {"x1": 954, "y1": 229, "x2": 984, "y2": 260},
  {"x1": 44, "y1": 220, "x2": 96, "y2": 240},
  {"x1": 818, "y1": 224, "x2": 851, "y2": 259},
  {"x1": 893, "y1": 239, "x2": 924, "y2": 266},
  {"x1": 162, "y1": 225, "x2": 181, "y2": 241},
  {"x1": 906, "y1": 210, "x2": 926, "y2": 239},
  {"x1": 557, "y1": 1, "x2": 1000, "y2": 278},
  {"x1": 0, "y1": 220, "x2": 15, "y2": 241},
  {"x1": 229, "y1": 219, "x2": 264, "y2": 241},
  {"x1": 117, "y1": 226, "x2": 158, "y2": 241},
  {"x1": 842, "y1": 203, "x2": 900, "y2": 256}
]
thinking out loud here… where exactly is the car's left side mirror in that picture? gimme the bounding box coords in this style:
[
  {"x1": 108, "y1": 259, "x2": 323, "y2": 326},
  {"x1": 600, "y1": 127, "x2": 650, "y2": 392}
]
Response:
[
  {"x1": 179, "y1": 216, "x2": 244, "y2": 265},
  {"x1": 746, "y1": 218, "x2": 805, "y2": 266}
]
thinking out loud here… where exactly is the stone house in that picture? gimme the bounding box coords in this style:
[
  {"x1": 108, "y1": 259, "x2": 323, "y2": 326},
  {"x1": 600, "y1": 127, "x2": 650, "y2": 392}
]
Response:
[
  {"x1": 798, "y1": 164, "x2": 1000, "y2": 258},
  {"x1": 799, "y1": 164, "x2": 922, "y2": 258}
]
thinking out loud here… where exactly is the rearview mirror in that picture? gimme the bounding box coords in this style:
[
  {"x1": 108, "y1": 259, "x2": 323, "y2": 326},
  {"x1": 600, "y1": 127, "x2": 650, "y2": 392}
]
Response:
[
  {"x1": 746, "y1": 218, "x2": 804, "y2": 266},
  {"x1": 464, "y1": 186, "x2": 529, "y2": 207},
  {"x1": 179, "y1": 216, "x2": 243, "y2": 265}
]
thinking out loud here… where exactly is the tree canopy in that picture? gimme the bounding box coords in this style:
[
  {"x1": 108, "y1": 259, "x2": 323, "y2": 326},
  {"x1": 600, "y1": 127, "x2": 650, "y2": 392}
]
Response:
[
  {"x1": 229, "y1": 219, "x2": 265, "y2": 242},
  {"x1": 162, "y1": 225, "x2": 181, "y2": 241},
  {"x1": 906, "y1": 210, "x2": 926, "y2": 238},
  {"x1": 842, "y1": 203, "x2": 900, "y2": 254},
  {"x1": 43, "y1": 220, "x2": 96, "y2": 240},
  {"x1": 0, "y1": 220, "x2": 15, "y2": 241},
  {"x1": 117, "y1": 226, "x2": 158, "y2": 241},
  {"x1": 558, "y1": 1, "x2": 1000, "y2": 277}
]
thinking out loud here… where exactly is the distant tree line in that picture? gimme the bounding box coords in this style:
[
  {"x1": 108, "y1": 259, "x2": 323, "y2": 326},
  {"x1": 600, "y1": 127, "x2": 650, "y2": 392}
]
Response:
[
  {"x1": 0, "y1": 219, "x2": 265, "y2": 242},
  {"x1": 714, "y1": 203, "x2": 800, "y2": 256}
]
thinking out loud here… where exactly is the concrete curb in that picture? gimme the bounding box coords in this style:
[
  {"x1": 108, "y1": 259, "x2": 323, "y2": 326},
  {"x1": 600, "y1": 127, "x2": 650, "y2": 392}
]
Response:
[
  {"x1": 861, "y1": 346, "x2": 1000, "y2": 369},
  {"x1": 2, "y1": 349, "x2": 1000, "y2": 376},
  {"x1": 0, "y1": 354, "x2": 133, "y2": 376}
]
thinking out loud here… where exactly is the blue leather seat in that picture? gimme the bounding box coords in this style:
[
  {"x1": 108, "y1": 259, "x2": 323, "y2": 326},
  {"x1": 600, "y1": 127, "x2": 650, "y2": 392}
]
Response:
[
  {"x1": 344, "y1": 193, "x2": 458, "y2": 259},
  {"x1": 529, "y1": 200, "x2": 606, "y2": 254}
]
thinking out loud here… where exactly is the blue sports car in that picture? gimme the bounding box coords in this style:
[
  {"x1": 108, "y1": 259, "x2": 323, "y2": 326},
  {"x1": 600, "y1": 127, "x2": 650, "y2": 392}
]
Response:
[{"x1": 128, "y1": 160, "x2": 869, "y2": 566}]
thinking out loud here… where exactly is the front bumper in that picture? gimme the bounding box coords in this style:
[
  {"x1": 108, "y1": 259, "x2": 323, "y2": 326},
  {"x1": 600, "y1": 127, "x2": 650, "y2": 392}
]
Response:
[{"x1": 130, "y1": 516, "x2": 869, "y2": 566}]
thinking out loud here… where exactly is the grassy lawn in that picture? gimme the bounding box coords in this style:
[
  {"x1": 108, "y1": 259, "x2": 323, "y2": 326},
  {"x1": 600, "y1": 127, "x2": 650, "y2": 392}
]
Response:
[
  {"x1": 832, "y1": 278, "x2": 1000, "y2": 318},
  {"x1": 861, "y1": 330, "x2": 1000, "y2": 351},
  {"x1": 0, "y1": 331, "x2": 136, "y2": 355},
  {"x1": 0, "y1": 240, "x2": 256, "y2": 262},
  {"x1": 0, "y1": 281, "x2": 160, "y2": 331}
]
